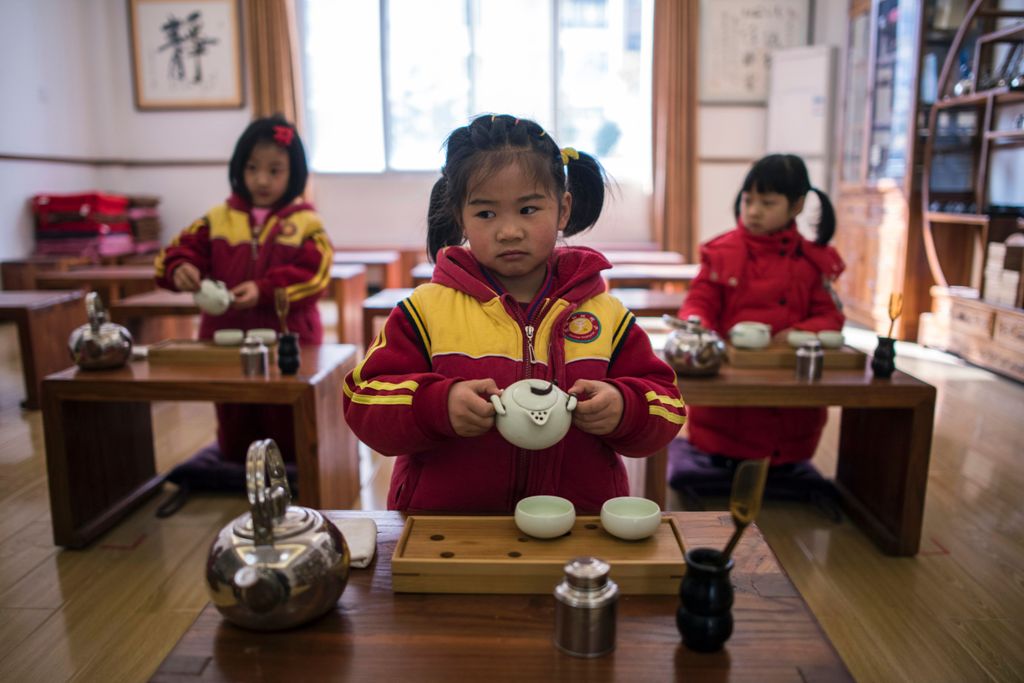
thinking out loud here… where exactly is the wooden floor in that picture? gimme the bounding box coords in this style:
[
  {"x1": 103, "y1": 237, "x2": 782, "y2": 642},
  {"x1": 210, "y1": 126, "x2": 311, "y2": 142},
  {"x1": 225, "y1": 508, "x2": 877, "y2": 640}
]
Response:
[{"x1": 0, "y1": 317, "x2": 1022, "y2": 681}]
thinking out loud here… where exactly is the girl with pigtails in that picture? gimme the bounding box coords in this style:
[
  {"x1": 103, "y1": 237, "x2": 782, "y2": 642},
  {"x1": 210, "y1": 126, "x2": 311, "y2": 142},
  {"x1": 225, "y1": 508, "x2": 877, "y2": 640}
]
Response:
[{"x1": 343, "y1": 114, "x2": 685, "y2": 514}]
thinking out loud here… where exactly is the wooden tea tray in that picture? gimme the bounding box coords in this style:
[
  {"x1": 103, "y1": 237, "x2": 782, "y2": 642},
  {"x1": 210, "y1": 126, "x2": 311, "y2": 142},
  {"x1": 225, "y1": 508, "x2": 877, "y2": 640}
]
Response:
[
  {"x1": 727, "y1": 343, "x2": 866, "y2": 369},
  {"x1": 391, "y1": 515, "x2": 686, "y2": 595},
  {"x1": 146, "y1": 339, "x2": 276, "y2": 365}
]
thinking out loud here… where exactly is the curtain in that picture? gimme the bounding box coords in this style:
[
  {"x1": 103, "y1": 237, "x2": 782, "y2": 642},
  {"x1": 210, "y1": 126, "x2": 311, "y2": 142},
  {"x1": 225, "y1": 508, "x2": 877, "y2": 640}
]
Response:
[
  {"x1": 246, "y1": 0, "x2": 305, "y2": 129},
  {"x1": 246, "y1": 0, "x2": 311, "y2": 197},
  {"x1": 651, "y1": 0, "x2": 698, "y2": 258}
]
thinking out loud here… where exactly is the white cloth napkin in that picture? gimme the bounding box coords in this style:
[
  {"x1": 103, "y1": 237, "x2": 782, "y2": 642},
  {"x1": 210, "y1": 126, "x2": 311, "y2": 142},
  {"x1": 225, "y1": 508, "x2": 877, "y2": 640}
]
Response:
[{"x1": 335, "y1": 518, "x2": 378, "y2": 568}]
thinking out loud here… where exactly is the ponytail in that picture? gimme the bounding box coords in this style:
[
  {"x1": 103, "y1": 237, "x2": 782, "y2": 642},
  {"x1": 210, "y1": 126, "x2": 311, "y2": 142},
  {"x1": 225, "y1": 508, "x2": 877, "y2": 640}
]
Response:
[
  {"x1": 563, "y1": 151, "x2": 605, "y2": 237},
  {"x1": 427, "y1": 177, "x2": 463, "y2": 263},
  {"x1": 811, "y1": 187, "x2": 836, "y2": 246}
]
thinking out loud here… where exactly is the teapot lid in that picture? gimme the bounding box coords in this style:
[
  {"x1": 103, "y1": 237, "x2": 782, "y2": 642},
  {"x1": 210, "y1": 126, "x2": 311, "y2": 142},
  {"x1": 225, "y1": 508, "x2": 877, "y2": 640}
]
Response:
[
  {"x1": 508, "y1": 379, "x2": 562, "y2": 412},
  {"x1": 232, "y1": 506, "x2": 320, "y2": 540}
]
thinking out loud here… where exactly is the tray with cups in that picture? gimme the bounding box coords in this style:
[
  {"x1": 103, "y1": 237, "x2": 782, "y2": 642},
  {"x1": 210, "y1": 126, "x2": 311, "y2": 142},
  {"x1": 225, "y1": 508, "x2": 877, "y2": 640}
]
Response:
[
  {"x1": 726, "y1": 322, "x2": 865, "y2": 369},
  {"x1": 146, "y1": 334, "x2": 278, "y2": 365},
  {"x1": 391, "y1": 496, "x2": 684, "y2": 594}
]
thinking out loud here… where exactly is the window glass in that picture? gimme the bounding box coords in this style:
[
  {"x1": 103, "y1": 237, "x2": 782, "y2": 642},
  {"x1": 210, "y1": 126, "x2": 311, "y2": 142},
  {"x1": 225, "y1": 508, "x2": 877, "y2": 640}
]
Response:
[
  {"x1": 300, "y1": 0, "x2": 385, "y2": 172},
  {"x1": 299, "y1": 0, "x2": 651, "y2": 184}
]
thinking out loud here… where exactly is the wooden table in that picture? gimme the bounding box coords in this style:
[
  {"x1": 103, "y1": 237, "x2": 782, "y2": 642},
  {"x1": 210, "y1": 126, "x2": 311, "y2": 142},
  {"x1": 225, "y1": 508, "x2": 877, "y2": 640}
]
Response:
[
  {"x1": 329, "y1": 264, "x2": 368, "y2": 347},
  {"x1": 35, "y1": 264, "x2": 157, "y2": 304},
  {"x1": 639, "y1": 364, "x2": 937, "y2": 556},
  {"x1": 1, "y1": 255, "x2": 92, "y2": 290},
  {"x1": 153, "y1": 510, "x2": 851, "y2": 682},
  {"x1": 333, "y1": 250, "x2": 402, "y2": 290},
  {"x1": 0, "y1": 290, "x2": 86, "y2": 409},
  {"x1": 109, "y1": 289, "x2": 198, "y2": 344},
  {"x1": 410, "y1": 251, "x2": 687, "y2": 286},
  {"x1": 41, "y1": 344, "x2": 359, "y2": 548},
  {"x1": 333, "y1": 244, "x2": 426, "y2": 288},
  {"x1": 603, "y1": 263, "x2": 700, "y2": 292},
  {"x1": 610, "y1": 288, "x2": 685, "y2": 318},
  {"x1": 362, "y1": 287, "x2": 413, "y2": 346}
]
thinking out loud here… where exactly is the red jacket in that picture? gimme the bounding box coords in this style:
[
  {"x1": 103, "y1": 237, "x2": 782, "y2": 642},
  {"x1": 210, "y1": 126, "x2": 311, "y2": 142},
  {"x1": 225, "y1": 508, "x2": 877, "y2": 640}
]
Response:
[
  {"x1": 154, "y1": 196, "x2": 333, "y2": 464},
  {"x1": 679, "y1": 222, "x2": 845, "y2": 463},
  {"x1": 343, "y1": 246, "x2": 686, "y2": 513},
  {"x1": 154, "y1": 195, "x2": 333, "y2": 344}
]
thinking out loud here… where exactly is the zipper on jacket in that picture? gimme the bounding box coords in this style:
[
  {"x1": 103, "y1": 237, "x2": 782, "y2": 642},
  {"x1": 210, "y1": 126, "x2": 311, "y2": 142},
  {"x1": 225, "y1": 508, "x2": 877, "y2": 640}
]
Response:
[{"x1": 511, "y1": 301, "x2": 545, "y2": 503}]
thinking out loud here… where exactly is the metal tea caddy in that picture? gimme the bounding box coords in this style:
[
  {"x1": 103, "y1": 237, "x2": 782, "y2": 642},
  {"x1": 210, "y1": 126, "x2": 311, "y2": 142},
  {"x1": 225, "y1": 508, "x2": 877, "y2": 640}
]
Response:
[{"x1": 206, "y1": 439, "x2": 350, "y2": 630}]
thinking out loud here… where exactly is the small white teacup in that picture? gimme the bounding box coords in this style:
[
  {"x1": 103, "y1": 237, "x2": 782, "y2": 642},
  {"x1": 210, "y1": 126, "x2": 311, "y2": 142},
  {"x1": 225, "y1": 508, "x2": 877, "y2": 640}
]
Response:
[
  {"x1": 787, "y1": 330, "x2": 818, "y2": 348},
  {"x1": 729, "y1": 321, "x2": 771, "y2": 349},
  {"x1": 601, "y1": 496, "x2": 662, "y2": 541},
  {"x1": 817, "y1": 330, "x2": 845, "y2": 349},
  {"x1": 194, "y1": 279, "x2": 233, "y2": 316}
]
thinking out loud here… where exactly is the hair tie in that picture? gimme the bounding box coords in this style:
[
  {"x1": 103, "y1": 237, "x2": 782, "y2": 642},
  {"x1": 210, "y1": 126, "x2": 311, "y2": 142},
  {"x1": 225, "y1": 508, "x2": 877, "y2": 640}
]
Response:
[
  {"x1": 272, "y1": 125, "x2": 294, "y2": 147},
  {"x1": 560, "y1": 147, "x2": 580, "y2": 166}
]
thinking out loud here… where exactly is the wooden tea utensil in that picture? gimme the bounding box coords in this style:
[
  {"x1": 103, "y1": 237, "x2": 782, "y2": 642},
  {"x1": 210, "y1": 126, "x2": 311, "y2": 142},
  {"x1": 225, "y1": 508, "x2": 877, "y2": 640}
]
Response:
[
  {"x1": 887, "y1": 292, "x2": 904, "y2": 338},
  {"x1": 721, "y1": 457, "x2": 771, "y2": 560},
  {"x1": 274, "y1": 288, "x2": 290, "y2": 335}
]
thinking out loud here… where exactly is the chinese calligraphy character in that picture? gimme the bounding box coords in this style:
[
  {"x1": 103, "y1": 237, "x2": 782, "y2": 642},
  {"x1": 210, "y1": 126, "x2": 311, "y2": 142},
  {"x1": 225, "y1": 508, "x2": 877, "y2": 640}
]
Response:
[{"x1": 158, "y1": 11, "x2": 218, "y2": 84}]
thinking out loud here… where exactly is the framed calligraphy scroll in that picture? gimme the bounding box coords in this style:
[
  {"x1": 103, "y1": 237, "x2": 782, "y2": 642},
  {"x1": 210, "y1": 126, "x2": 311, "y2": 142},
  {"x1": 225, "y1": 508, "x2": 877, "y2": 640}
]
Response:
[
  {"x1": 699, "y1": 0, "x2": 809, "y2": 104},
  {"x1": 128, "y1": 0, "x2": 244, "y2": 110}
]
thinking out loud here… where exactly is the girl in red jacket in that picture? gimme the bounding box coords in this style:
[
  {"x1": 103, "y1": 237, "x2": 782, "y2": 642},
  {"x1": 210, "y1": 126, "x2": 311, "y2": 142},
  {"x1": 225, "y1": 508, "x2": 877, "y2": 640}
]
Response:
[
  {"x1": 155, "y1": 116, "x2": 333, "y2": 465},
  {"x1": 676, "y1": 154, "x2": 844, "y2": 470},
  {"x1": 343, "y1": 114, "x2": 685, "y2": 513}
]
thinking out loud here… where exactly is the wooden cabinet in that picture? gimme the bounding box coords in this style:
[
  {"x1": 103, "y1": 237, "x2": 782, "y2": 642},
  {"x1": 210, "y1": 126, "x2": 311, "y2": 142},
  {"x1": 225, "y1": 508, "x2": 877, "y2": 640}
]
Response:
[
  {"x1": 919, "y1": 1, "x2": 1024, "y2": 381},
  {"x1": 833, "y1": 0, "x2": 963, "y2": 341}
]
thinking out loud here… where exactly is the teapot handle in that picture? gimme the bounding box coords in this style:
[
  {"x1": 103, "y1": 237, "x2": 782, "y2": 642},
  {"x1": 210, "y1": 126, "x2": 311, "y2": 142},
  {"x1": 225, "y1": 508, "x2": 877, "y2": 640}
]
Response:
[
  {"x1": 85, "y1": 291, "x2": 107, "y2": 330},
  {"x1": 246, "y1": 439, "x2": 291, "y2": 546},
  {"x1": 489, "y1": 394, "x2": 506, "y2": 416}
]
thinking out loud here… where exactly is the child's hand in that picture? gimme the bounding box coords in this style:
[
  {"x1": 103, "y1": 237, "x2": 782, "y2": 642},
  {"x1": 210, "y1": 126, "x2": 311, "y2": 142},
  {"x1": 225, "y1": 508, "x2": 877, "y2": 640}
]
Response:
[
  {"x1": 447, "y1": 379, "x2": 500, "y2": 437},
  {"x1": 772, "y1": 327, "x2": 792, "y2": 344},
  {"x1": 567, "y1": 379, "x2": 624, "y2": 436},
  {"x1": 230, "y1": 281, "x2": 260, "y2": 309},
  {"x1": 172, "y1": 263, "x2": 201, "y2": 292}
]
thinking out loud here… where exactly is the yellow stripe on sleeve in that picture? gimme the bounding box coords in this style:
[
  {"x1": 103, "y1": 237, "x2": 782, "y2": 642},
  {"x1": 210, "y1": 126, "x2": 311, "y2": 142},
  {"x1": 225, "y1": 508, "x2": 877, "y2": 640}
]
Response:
[
  {"x1": 286, "y1": 231, "x2": 333, "y2": 301},
  {"x1": 649, "y1": 405, "x2": 687, "y2": 424},
  {"x1": 645, "y1": 391, "x2": 685, "y2": 408}
]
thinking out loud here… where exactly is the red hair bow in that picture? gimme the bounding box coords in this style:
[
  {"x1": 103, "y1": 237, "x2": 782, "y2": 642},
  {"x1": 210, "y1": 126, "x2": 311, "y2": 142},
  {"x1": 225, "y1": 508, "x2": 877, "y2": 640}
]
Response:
[{"x1": 272, "y1": 125, "x2": 294, "y2": 147}]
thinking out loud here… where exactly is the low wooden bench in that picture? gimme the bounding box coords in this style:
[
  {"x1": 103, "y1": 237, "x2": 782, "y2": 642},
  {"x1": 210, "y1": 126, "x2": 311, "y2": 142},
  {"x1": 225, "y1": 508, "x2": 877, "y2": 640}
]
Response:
[
  {"x1": 109, "y1": 289, "x2": 197, "y2": 344},
  {"x1": 0, "y1": 290, "x2": 86, "y2": 409}
]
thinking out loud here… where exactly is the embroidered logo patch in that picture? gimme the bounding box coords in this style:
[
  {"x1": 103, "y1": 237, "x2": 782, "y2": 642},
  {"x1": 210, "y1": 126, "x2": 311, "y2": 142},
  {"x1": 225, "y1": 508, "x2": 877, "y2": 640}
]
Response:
[
  {"x1": 278, "y1": 221, "x2": 297, "y2": 238},
  {"x1": 564, "y1": 312, "x2": 601, "y2": 343}
]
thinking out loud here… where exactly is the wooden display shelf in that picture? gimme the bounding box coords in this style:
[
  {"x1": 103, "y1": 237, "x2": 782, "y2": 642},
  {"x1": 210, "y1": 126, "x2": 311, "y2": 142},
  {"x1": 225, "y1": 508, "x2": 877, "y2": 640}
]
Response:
[{"x1": 391, "y1": 515, "x2": 686, "y2": 595}]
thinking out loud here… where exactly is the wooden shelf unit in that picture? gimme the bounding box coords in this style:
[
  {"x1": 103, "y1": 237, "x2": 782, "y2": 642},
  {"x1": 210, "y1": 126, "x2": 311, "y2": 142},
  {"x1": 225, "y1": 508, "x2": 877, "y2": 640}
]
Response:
[{"x1": 919, "y1": 0, "x2": 1024, "y2": 380}]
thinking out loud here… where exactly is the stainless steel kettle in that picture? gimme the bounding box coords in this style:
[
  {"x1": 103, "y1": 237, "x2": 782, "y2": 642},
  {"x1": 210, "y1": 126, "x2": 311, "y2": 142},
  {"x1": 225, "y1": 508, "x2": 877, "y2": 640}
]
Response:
[
  {"x1": 206, "y1": 439, "x2": 350, "y2": 631},
  {"x1": 661, "y1": 314, "x2": 727, "y2": 377},
  {"x1": 68, "y1": 291, "x2": 133, "y2": 370}
]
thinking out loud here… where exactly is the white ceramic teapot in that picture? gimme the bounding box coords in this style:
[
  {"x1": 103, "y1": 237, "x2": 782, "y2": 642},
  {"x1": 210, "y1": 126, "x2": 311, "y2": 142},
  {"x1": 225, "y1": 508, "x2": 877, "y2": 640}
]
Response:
[
  {"x1": 194, "y1": 278, "x2": 234, "y2": 315},
  {"x1": 490, "y1": 379, "x2": 578, "y2": 450}
]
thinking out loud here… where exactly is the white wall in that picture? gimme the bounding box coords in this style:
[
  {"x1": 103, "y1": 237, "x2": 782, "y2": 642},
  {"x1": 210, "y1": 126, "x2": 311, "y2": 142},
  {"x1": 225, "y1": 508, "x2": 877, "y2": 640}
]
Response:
[{"x1": 696, "y1": 0, "x2": 848, "y2": 245}]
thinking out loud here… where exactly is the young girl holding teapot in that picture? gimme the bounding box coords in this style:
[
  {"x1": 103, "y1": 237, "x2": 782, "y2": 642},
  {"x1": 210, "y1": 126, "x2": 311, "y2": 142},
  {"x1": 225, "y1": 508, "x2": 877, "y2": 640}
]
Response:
[
  {"x1": 675, "y1": 154, "x2": 845, "y2": 468},
  {"x1": 343, "y1": 114, "x2": 685, "y2": 513},
  {"x1": 155, "y1": 116, "x2": 333, "y2": 465}
]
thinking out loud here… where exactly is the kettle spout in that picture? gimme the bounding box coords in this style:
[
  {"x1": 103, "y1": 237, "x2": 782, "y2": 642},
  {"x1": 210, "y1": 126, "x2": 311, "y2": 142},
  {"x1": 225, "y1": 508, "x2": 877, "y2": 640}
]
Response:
[{"x1": 233, "y1": 566, "x2": 288, "y2": 614}]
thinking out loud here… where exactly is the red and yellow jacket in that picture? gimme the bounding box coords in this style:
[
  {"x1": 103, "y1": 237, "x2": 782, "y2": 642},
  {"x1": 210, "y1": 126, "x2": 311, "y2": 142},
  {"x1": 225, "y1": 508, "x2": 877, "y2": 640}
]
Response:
[
  {"x1": 343, "y1": 245, "x2": 686, "y2": 513},
  {"x1": 680, "y1": 221, "x2": 845, "y2": 463},
  {"x1": 154, "y1": 195, "x2": 333, "y2": 343}
]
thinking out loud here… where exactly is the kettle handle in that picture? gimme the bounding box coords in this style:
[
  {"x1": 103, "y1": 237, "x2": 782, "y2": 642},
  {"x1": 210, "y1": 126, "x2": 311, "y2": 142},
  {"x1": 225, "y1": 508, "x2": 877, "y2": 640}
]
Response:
[
  {"x1": 85, "y1": 291, "x2": 107, "y2": 331},
  {"x1": 246, "y1": 439, "x2": 291, "y2": 546}
]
